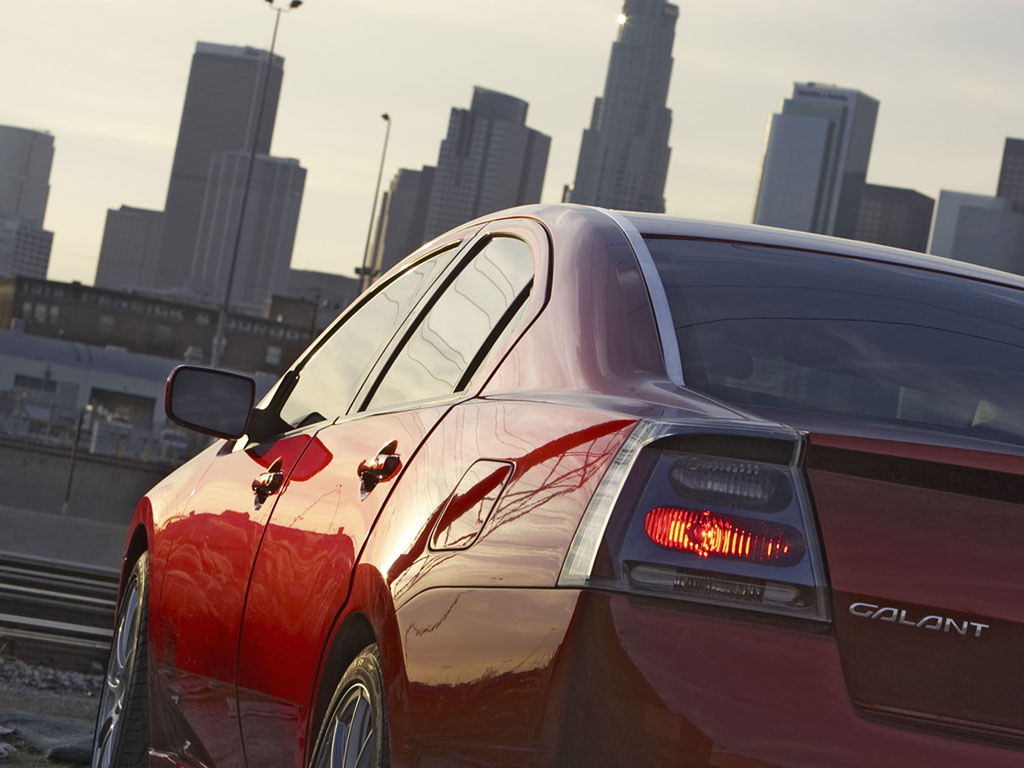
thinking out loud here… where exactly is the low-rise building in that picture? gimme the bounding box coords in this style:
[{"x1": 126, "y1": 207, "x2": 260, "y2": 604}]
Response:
[{"x1": 0, "y1": 276, "x2": 312, "y2": 375}]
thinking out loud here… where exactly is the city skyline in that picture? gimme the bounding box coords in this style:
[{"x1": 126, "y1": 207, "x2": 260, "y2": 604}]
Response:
[{"x1": 4, "y1": 0, "x2": 1024, "y2": 285}]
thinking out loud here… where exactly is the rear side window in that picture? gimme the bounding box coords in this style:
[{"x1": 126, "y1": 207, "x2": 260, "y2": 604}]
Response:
[
  {"x1": 277, "y1": 251, "x2": 448, "y2": 428},
  {"x1": 366, "y1": 236, "x2": 534, "y2": 410},
  {"x1": 647, "y1": 238, "x2": 1024, "y2": 446}
]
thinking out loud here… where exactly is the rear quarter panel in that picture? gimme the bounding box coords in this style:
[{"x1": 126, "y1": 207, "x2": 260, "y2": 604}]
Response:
[{"x1": 353, "y1": 398, "x2": 636, "y2": 765}]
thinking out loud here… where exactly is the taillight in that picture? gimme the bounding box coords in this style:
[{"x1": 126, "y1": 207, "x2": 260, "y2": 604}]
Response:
[
  {"x1": 644, "y1": 507, "x2": 806, "y2": 566},
  {"x1": 560, "y1": 421, "x2": 830, "y2": 622}
]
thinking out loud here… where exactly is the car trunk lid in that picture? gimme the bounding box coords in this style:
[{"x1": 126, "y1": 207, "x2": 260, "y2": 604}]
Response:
[{"x1": 805, "y1": 431, "x2": 1024, "y2": 739}]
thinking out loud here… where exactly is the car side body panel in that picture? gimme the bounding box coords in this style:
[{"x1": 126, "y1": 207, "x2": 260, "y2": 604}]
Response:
[
  {"x1": 236, "y1": 406, "x2": 452, "y2": 768},
  {"x1": 352, "y1": 398, "x2": 636, "y2": 765}
]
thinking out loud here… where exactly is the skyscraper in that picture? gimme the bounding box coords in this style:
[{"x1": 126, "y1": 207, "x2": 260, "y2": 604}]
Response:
[
  {"x1": 372, "y1": 166, "x2": 436, "y2": 278},
  {"x1": 154, "y1": 43, "x2": 283, "y2": 293},
  {"x1": 0, "y1": 219, "x2": 53, "y2": 279},
  {"x1": 0, "y1": 125, "x2": 54, "y2": 226},
  {"x1": 423, "y1": 87, "x2": 550, "y2": 239},
  {"x1": 0, "y1": 125, "x2": 55, "y2": 279},
  {"x1": 94, "y1": 206, "x2": 164, "y2": 291},
  {"x1": 929, "y1": 190, "x2": 1024, "y2": 275},
  {"x1": 996, "y1": 137, "x2": 1024, "y2": 209},
  {"x1": 854, "y1": 184, "x2": 934, "y2": 253},
  {"x1": 753, "y1": 83, "x2": 879, "y2": 238},
  {"x1": 568, "y1": 0, "x2": 677, "y2": 213},
  {"x1": 189, "y1": 152, "x2": 305, "y2": 313}
]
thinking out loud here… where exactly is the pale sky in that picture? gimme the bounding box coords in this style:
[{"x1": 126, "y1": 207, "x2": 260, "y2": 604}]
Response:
[{"x1": 3, "y1": 0, "x2": 1023, "y2": 285}]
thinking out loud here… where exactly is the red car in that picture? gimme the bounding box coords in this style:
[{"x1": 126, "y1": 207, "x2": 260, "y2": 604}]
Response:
[{"x1": 93, "y1": 204, "x2": 1024, "y2": 767}]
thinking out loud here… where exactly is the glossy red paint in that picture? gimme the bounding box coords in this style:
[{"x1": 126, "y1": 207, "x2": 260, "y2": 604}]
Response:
[
  {"x1": 429, "y1": 460, "x2": 514, "y2": 550},
  {"x1": 380, "y1": 585, "x2": 1024, "y2": 767},
  {"x1": 105, "y1": 204, "x2": 1024, "y2": 765},
  {"x1": 804, "y1": 433, "x2": 1024, "y2": 738},
  {"x1": 152, "y1": 432, "x2": 320, "y2": 764},
  {"x1": 480, "y1": 209, "x2": 667, "y2": 401},
  {"x1": 358, "y1": 401, "x2": 636, "y2": 612},
  {"x1": 235, "y1": 407, "x2": 451, "y2": 768},
  {"x1": 556, "y1": 592, "x2": 1023, "y2": 767},
  {"x1": 386, "y1": 588, "x2": 578, "y2": 765}
]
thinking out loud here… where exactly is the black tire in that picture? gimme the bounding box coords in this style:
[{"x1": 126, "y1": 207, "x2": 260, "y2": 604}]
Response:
[
  {"x1": 92, "y1": 552, "x2": 149, "y2": 768},
  {"x1": 309, "y1": 643, "x2": 389, "y2": 768}
]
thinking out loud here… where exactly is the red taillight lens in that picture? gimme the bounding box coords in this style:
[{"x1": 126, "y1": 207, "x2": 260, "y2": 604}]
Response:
[
  {"x1": 645, "y1": 507, "x2": 805, "y2": 566},
  {"x1": 560, "y1": 422, "x2": 830, "y2": 622}
]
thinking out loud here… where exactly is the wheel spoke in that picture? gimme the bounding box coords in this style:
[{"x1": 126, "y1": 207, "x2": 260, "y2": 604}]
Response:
[
  {"x1": 341, "y1": 698, "x2": 356, "y2": 768},
  {"x1": 94, "y1": 715, "x2": 116, "y2": 768},
  {"x1": 352, "y1": 724, "x2": 374, "y2": 768},
  {"x1": 94, "y1": 577, "x2": 142, "y2": 768},
  {"x1": 322, "y1": 682, "x2": 377, "y2": 768}
]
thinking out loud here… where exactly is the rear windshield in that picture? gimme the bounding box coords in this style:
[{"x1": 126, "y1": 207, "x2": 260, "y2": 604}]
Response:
[{"x1": 647, "y1": 237, "x2": 1024, "y2": 447}]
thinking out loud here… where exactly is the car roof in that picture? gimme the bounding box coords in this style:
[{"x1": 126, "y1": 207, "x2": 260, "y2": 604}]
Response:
[{"x1": 488, "y1": 204, "x2": 1024, "y2": 292}]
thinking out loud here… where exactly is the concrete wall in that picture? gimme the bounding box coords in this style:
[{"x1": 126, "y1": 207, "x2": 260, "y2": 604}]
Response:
[{"x1": 0, "y1": 437, "x2": 172, "y2": 524}]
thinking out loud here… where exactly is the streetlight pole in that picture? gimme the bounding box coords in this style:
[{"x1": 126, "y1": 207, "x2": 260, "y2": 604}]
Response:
[
  {"x1": 210, "y1": 0, "x2": 303, "y2": 369},
  {"x1": 357, "y1": 113, "x2": 391, "y2": 293}
]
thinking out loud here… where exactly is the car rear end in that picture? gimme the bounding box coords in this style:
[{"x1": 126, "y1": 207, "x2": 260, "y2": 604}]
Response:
[{"x1": 552, "y1": 218, "x2": 1024, "y2": 765}]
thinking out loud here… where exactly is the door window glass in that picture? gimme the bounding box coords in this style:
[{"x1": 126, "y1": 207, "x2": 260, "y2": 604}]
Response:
[
  {"x1": 277, "y1": 251, "x2": 448, "y2": 429},
  {"x1": 366, "y1": 236, "x2": 534, "y2": 410}
]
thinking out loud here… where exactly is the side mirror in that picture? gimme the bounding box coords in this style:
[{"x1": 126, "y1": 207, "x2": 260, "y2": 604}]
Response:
[{"x1": 165, "y1": 365, "x2": 255, "y2": 439}]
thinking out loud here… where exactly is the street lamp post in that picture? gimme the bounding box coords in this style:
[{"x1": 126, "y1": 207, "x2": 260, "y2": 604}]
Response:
[
  {"x1": 209, "y1": 0, "x2": 303, "y2": 369},
  {"x1": 357, "y1": 113, "x2": 391, "y2": 293},
  {"x1": 62, "y1": 403, "x2": 93, "y2": 514}
]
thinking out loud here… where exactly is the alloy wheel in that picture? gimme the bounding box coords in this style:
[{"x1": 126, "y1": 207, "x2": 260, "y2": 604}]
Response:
[
  {"x1": 318, "y1": 682, "x2": 376, "y2": 768},
  {"x1": 93, "y1": 580, "x2": 140, "y2": 768}
]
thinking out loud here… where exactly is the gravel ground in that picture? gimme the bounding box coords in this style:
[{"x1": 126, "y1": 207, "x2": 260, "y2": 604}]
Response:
[
  {"x1": 0, "y1": 656, "x2": 100, "y2": 766},
  {"x1": 0, "y1": 657, "x2": 102, "y2": 705}
]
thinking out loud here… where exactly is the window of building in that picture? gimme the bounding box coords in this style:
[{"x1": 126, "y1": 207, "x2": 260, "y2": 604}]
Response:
[
  {"x1": 366, "y1": 236, "x2": 534, "y2": 411},
  {"x1": 153, "y1": 325, "x2": 175, "y2": 349},
  {"x1": 48, "y1": 306, "x2": 59, "y2": 325},
  {"x1": 266, "y1": 346, "x2": 282, "y2": 366},
  {"x1": 98, "y1": 314, "x2": 115, "y2": 336},
  {"x1": 32, "y1": 303, "x2": 47, "y2": 323},
  {"x1": 13, "y1": 374, "x2": 58, "y2": 394}
]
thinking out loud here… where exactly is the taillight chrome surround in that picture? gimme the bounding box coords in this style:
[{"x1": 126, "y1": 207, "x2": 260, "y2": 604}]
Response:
[{"x1": 559, "y1": 420, "x2": 831, "y2": 622}]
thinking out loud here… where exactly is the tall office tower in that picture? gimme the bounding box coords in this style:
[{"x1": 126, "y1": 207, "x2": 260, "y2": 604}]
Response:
[
  {"x1": 94, "y1": 206, "x2": 165, "y2": 291},
  {"x1": 0, "y1": 125, "x2": 56, "y2": 278},
  {"x1": 753, "y1": 83, "x2": 879, "y2": 238},
  {"x1": 155, "y1": 43, "x2": 284, "y2": 293},
  {"x1": 372, "y1": 166, "x2": 436, "y2": 279},
  {"x1": 568, "y1": 0, "x2": 677, "y2": 212},
  {"x1": 423, "y1": 87, "x2": 550, "y2": 239},
  {"x1": 854, "y1": 184, "x2": 934, "y2": 253},
  {"x1": 0, "y1": 126, "x2": 54, "y2": 225},
  {"x1": 0, "y1": 218, "x2": 54, "y2": 279},
  {"x1": 928, "y1": 190, "x2": 1024, "y2": 275},
  {"x1": 190, "y1": 152, "x2": 305, "y2": 313},
  {"x1": 996, "y1": 137, "x2": 1024, "y2": 208}
]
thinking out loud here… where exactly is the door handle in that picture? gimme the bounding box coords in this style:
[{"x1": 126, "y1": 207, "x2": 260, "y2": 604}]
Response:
[
  {"x1": 252, "y1": 456, "x2": 285, "y2": 509},
  {"x1": 358, "y1": 440, "x2": 401, "y2": 498}
]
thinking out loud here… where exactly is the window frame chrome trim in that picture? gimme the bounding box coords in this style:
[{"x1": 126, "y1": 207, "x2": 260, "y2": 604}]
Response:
[{"x1": 599, "y1": 209, "x2": 686, "y2": 387}]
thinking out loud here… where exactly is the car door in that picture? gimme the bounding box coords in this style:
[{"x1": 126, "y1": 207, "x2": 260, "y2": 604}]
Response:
[
  {"x1": 234, "y1": 223, "x2": 542, "y2": 766},
  {"x1": 152, "y1": 238, "x2": 468, "y2": 766}
]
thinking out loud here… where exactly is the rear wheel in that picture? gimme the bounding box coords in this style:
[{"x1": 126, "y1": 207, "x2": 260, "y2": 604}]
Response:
[
  {"x1": 310, "y1": 644, "x2": 389, "y2": 768},
  {"x1": 92, "y1": 552, "x2": 149, "y2": 768}
]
